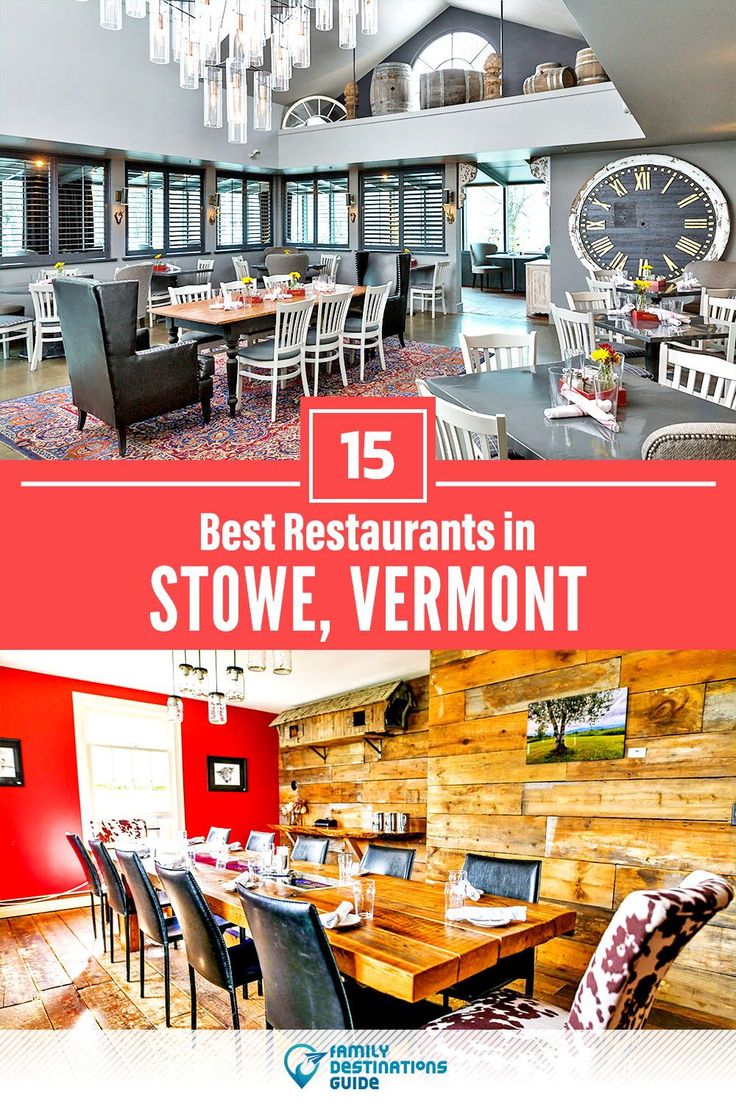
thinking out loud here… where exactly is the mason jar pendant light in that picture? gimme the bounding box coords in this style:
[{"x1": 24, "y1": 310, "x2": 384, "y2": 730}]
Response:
[
  {"x1": 226, "y1": 57, "x2": 248, "y2": 144},
  {"x1": 208, "y1": 653, "x2": 227, "y2": 725},
  {"x1": 149, "y1": 0, "x2": 171, "y2": 65},
  {"x1": 338, "y1": 0, "x2": 357, "y2": 50},
  {"x1": 167, "y1": 652, "x2": 184, "y2": 723},
  {"x1": 253, "y1": 70, "x2": 273, "y2": 131},
  {"x1": 99, "y1": 0, "x2": 123, "y2": 31},
  {"x1": 204, "y1": 64, "x2": 223, "y2": 127},
  {"x1": 192, "y1": 651, "x2": 209, "y2": 697},
  {"x1": 247, "y1": 649, "x2": 267, "y2": 673},
  {"x1": 124, "y1": 0, "x2": 147, "y2": 17},
  {"x1": 273, "y1": 650, "x2": 293, "y2": 676},
  {"x1": 177, "y1": 651, "x2": 194, "y2": 695},
  {"x1": 315, "y1": 0, "x2": 333, "y2": 32},
  {"x1": 225, "y1": 651, "x2": 245, "y2": 703}
]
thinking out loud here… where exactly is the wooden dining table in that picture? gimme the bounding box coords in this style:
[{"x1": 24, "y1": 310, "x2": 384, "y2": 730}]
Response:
[
  {"x1": 140, "y1": 853, "x2": 575, "y2": 1004},
  {"x1": 153, "y1": 285, "x2": 366, "y2": 417}
]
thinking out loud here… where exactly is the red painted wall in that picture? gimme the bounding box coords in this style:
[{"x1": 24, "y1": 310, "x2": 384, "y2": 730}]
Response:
[{"x1": 0, "y1": 666, "x2": 278, "y2": 902}]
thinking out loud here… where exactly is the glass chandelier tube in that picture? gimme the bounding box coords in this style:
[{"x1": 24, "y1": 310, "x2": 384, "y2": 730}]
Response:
[
  {"x1": 99, "y1": 0, "x2": 123, "y2": 31},
  {"x1": 180, "y1": 31, "x2": 200, "y2": 88},
  {"x1": 361, "y1": 0, "x2": 378, "y2": 36},
  {"x1": 230, "y1": 3, "x2": 248, "y2": 64},
  {"x1": 290, "y1": 4, "x2": 310, "y2": 69},
  {"x1": 198, "y1": 0, "x2": 220, "y2": 73},
  {"x1": 338, "y1": 0, "x2": 357, "y2": 50},
  {"x1": 271, "y1": 20, "x2": 291, "y2": 92},
  {"x1": 253, "y1": 70, "x2": 272, "y2": 131},
  {"x1": 204, "y1": 64, "x2": 223, "y2": 128},
  {"x1": 256, "y1": 0, "x2": 271, "y2": 44},
  {"x1": 226, "y1": 57, "x2": 248, "y2": 144},
  {"x1": 149, "y1": 0, "x2": 171, "y2": 65},
  {"x1": 247, "y1": 649, "x2": 267, "y2": 672},
  {"x1": 124, "y1": 0, "x2": 147, "y2": 17},
  {"x1": 315, "y1": 0, "x2": 333, "y2": 32},
  {"x1": 273, "y1": 650, "x2": 293, "y2": 676}
]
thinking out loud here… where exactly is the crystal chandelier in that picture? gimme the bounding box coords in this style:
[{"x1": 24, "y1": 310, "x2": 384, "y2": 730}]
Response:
[{"x1": 96, "y1": 0, "x2": 380, "y2": 143}]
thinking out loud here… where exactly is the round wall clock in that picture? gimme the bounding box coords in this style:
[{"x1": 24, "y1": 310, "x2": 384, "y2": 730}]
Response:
[{"x1": 569, "y1": 154, "x2": 730, "y2": 277}]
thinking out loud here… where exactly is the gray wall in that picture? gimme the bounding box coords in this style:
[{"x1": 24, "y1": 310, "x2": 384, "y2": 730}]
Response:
[
  {"x1": 356, "y1": 7, "x2": 584, "y2": 115},
  {"x1": 549, "y1": 141, "x2": 736, "y2": 303}
]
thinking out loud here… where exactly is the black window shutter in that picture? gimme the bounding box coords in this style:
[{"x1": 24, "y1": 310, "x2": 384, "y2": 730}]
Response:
[
  {"x1": 0, "y1": 155, "x2": 51, "y2": 260},
  {"x1": 167, "y1": 171, "x2": 202, "y2": 253},
  {"x1": 361, "y1": 166, "x2": 444, "y2": 252},
  {"x1": 57, "y1": 162, "x2": 106, "y2": 255},
  {"x1": 361, "y1": 170, "x2": 401, "y2": 249}
]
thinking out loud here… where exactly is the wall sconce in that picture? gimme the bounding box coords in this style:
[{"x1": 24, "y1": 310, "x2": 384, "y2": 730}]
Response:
[
  {"x1": 443, "y1": 189, "x2": 457, "y2": 224},
  {"x1": 113, "y1": 188, "x2": 128, "y2": 226},
  {"x1": 207, "y1": 193, "x2": 221, "y2": 225},
  {"x1": 346, "y1": 192, "x2": 358, "y2": 224}
]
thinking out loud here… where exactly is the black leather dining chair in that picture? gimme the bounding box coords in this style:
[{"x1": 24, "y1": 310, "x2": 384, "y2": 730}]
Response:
[
  {"x1": 359, "y1": 843, "x2": 415, "y2": 880},
  {"x1": 237, "y1": 888, "x2": 436, "y2": 1029},
  {"x1": 155, "y1": 864, "x2": 261, "y2": 1029},
  {"x1": 66, "y1": 832, "x2": 108, "y2": 951},
  {"x1": 354, "y1": 251, "x2": 411, "y2": 346},
  {"x1": 88, "y1": 838, "x2": 137, "y2": 981},
  {"x1": 245, "y1": 830, "x2": 275, "y2": 853},
  {"x1": 442, "y1": 854, "x2": 542, "y2": 1008},
  {"x1": 290, "y1": 836, "x2": 329, "y2": 864}
]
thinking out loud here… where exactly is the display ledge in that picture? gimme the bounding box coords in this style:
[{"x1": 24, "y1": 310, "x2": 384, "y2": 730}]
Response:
[{"x1": 271, "y1": 823, "x2": 425, "y2": 861}]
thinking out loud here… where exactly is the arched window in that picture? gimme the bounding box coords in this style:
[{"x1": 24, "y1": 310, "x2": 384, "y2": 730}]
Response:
[{"x1": 413, "y1": 31, "x2": 495, "y2": 76}]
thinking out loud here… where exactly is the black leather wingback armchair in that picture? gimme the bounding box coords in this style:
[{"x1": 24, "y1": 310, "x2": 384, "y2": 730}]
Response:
[
  {"x1": 55, "y1": 277, "x2": 213, "y2": 457},
  {"x1": 355, "y1": 251, "x2": 411, "y2": 346}
]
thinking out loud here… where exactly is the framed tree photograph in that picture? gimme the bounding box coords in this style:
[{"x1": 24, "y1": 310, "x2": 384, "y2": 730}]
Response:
[
  {"x1": 526, "y1": 688, "x2": 629, "y2": 764},
  {"x1": 207, "y1": 755, "x2": 247, "y2": 792},
  {"x1": 0, "y1": 739, "x2": 24, "y2": 786}
]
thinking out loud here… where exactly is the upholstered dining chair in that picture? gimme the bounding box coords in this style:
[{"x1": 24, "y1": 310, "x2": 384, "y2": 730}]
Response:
[
  {"x1": 114, "y1": 262, "x2": 152, "y2": 327},
  {"x1": 642, "y1": 422, "x2": 736, "y2": 459},
  {"x1": 290, "y1": 836, "x2": 330, "y2": 864},
  {"x1": 265, "y1": 251, "x2": 309, "y2": 281},
  {"x1": 426, "y1": 871, "x2": 733, "y2": 1030},
  {"x1": 409, "y1": 260, "x2": 450, "y2": 319},
  {"x1": 441, "y1": 856, "x2": 542, "y2": 1008},
  {"x1": 155, "y1": 863, "x2": 262, "y2": 1029},
  {"x1": 359, "y1": 843, "x2": 415, "y2": 880},
  {"x1": 354, "y1": 251, "x2": 411, "y2": 346},
  {"x1": 88, "y1": 838, "x2": 138, "y2": 981},
  {"x1": 416, "y1": 378, "x2": 508, "y2": 461},
  {"x1": 66, "y1": 833, "x2": 108, "y2": 951},
  {"x1": 206, "y1": 827, "x2": 232, "y2": 847},
  {"x1": 245, "y1": 830, "x2": 276, "y2": 853},
  {"x1": 470, "y1": 243, "x2": 503, "y2": 292}
]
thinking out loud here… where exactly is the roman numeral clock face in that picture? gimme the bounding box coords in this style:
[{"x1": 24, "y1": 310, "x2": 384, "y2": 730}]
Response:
[{"x1": 569, "y1": 155, "x2": 730, "y2": 277}]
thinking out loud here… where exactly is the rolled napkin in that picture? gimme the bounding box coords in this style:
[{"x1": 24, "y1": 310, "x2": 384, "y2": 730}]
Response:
[
  {"x1": 676, "y1": 275, "x2": 699, "y2": 291},
  {"x1": 225, "y1": 873, "x2": 258, "y2": 892},
  {"x1": 545, "y1": 405, "x2": 586, "y2": 419},
  {"x1": 560, "y1": 384, "x2": 619, "y2": 432},
  {"x1": 459, "y1": 878, "x2": 482, "y2": 901},
  {"x1": 446, "y1": 905, "x2": 527, "y2": 925},
  {"x1": 606, "y1": 302, "x2": 635, "y2": 317},
  {"x1": 321, "y1": 900, "x2": 359, "y2": 929},
  {"x1": 651, "y1": 306, "x2": 685, "y2": 325}
]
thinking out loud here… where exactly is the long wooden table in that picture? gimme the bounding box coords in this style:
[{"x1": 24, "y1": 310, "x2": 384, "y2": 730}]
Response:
[
  {"x1": 143, "y1": 854, "x2": 575, "y2": 1004},
  {"x1": 153, "y1": 285, "x2": 366, "y2": 417}
]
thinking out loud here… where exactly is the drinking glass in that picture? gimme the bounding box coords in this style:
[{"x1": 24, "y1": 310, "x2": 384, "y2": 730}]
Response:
[
  {"x1": 215, "y1": 845, "x2": 229, "y2": 871},
  {"x1": 353, "y1": 879, "x2": 376, "y2": 920},
  {"x1": 262, "y1": 845, "x2": 275, "y2": 874},
  {"x1": 337, "y1": 852, "x2": 353, "y2": 885},
  {"x1": 248, "y1": 853, "x2": 263, "y2": 884},
  {"x1": 444, "y1": 879, "x2": 465, "y2": 920}
]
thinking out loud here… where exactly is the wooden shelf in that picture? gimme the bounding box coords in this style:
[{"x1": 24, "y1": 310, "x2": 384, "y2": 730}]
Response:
[{"x1": 270, "y1": 823, "x2": 423, "y2": 842}]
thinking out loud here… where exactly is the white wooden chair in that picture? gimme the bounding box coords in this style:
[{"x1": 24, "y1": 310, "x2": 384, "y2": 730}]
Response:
[
  {"x1": 699, "y1": 287, "x2": 736, "y2": 317},
  {"x1": 196, "y1": 258, "x2": 215, "y2": 284},
  {"x1": 306, "y1": 289, "x2": 354, "y2": 396},
  {"x1": 0, "y1": 314, "x2": 34, "y2": 363},
  {"x1": 232, "y1": 256, "x2": 250, "y2": 281},
  {"x1": 319, "y1": 253, "x2": 340, "y2": 281},
  {"x1": 29, "y1": 283, "x2": 63, "y2": 371},
  {"x1": 263, "y1": 274, "x2": 293, "y2": 290},
  {"x1": 236, "y1": 297, "x2": 314, "y2": 422},
  {"x1": 567, "y1": 289, "x2": 613, "y2": 312},
  {"x1": 342, "y1": 282, "x2": 391, "y2": 382},
  {"x1": 586, "y1": 276, "x2": 621, "y2": 307},
  {"x1": 588, "y1": 269, "x2": 619, "y2": 283},
  {"x1": 409, "y1": 260, "x2": 450, "y2": 319},
  {"x1": 417, "y1": 378, "x2": 508, "y2": 460},
  {"x1": 702, "y1": 295, "x2": 736, "y2": 362},
  {"x1": 170, "y1": 284, "x2": 212, "y2": 305},
  {"x1": 460, "y1": 331, "x2": 537, "y2": 373},
  {"x1": 658, "y1": 343, "x2": 736, "y2": 410},
  {"x1": 551, "y1": 303, "x2": 596, "y2": 356}
]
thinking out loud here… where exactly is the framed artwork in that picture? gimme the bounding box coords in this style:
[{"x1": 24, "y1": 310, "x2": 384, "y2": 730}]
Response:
[
  {"x1": 207, "y1": 755, "x2": 247, "y2": 792},
  {"x1": 526, "y1": 688, "x2": 628, "y2": 764},
  {"x1": 0, "y1": 739, "x2": 24, "y2": 786}
]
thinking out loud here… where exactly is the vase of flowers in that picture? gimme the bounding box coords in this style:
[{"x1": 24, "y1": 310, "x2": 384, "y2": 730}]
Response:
[
  {"x1": 152, "y1": 253, "x2": 167, "y2": 273},
  {"x1": 589, "y1": 343, "x2": 624, "y2": 414},
  {"x1": 240, "y1": 275, "x2": 255, "y2": 303},
  {"x1": 288, "y1": 270, "x2": 305, "y2": 297}
]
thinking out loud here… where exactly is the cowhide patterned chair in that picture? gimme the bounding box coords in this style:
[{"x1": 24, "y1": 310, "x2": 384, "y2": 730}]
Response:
[
  {"x1": 426, "y1": 871, "x2": 733, "y2": 1031},
  {"x1": 91, "y1": 818, "x2": 149, "y2": 845}
]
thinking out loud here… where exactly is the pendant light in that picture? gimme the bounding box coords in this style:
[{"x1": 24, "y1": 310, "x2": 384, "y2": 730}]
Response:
[
  {"x1": 253, "y1": 70, "x2": 273, "y2": 131},
  {"x1": 271, "y1": 18, "x2": 291, "y2": 92},
  {"x1": 204, "y1": 64, "x2": 224, "y2": 127},
  {"x1": 361, "y1": 0, "x2": 378, "y2": 36},
  {"x1": 177, "y1": 650, "x2": 194, "y2": 695},
  {"x1": 149, "y1": 0, "x2": 171, "y2": 65},
  {"x1": 180, "y1": 31, "x2": 200, "y2": 89},
  {"x1": 290, "y1": 3, "x2": 310, "y2": 69},
  {"x1": 273, "y1": 650, "x2": 293, "y2": 676},
  {"x1": 192, "y1": 651, "x2": 209, "y2": 696},
  {"x1": 315, "y1": 0, "x2": 333, "y2": 32},
  {"x1": 225, "y1": 651, "x2": 245, "y2": 703},
  {"x1": 247, "y1": 649, "x2": 267, "y2": 672},
  {"x1": 125, "y1": 0, "x2": 147, "y2": 17},
  {"x1": 208, "y1": 653, "x2": 227, "y2": 725},
  {"x1": 167, "y1": 653, "x2": 184, "y2": 723},
  {"x1": 338, "y1": 0, "x2": 357, "y2": 50},
  {"x1": 226, "y1": 57, "x2": 248, "y2": 144},
  {"x1": 99, "y1": 0, "x2": 123, "y2": 31}
]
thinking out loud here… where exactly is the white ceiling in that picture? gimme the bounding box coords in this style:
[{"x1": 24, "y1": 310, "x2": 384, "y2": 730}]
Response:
[
  {"x1": 0, "y1": 651, "x2": 429, "y2": 715},
  {"x1": 449, "y1": 0, "x2": 584, "y2": 39}
]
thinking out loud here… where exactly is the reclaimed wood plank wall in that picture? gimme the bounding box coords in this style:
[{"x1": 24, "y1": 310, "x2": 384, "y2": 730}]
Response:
[{"x1": 426, "y1": 649, "x2": 736, "y2": 1025}]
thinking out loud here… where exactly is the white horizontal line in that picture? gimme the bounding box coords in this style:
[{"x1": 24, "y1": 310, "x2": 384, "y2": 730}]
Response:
[
  {"x1": 436, "y1": 480, "x2": 717, "y2": 488},
  {"x1": 20, "y1": 481, "x2": 302, "y2": 489}
]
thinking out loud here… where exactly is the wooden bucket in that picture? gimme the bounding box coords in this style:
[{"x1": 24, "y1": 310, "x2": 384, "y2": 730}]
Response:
[
  {"x1": 370, "y1": 63, "x2": 415, "y2": 116},
  {"x1": 575, "y1": 48, "x2": 608, "y2": 85},
  {"x1": 419, "y1": 68, "x2": 484, "y2": 110}
]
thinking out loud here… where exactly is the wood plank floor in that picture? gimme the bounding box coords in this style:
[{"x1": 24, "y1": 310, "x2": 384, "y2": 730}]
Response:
[{"x1": 1, "y1": 904, "x2": 731, "y2": 1030}]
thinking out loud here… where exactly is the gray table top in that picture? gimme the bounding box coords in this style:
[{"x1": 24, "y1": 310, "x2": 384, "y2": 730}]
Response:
[
  {"x1": 425, "y1": 365, "x2": 736, "y2": 460},
  {"x1": 596, "y1": 313, "x2": 726, "y2": 346}
]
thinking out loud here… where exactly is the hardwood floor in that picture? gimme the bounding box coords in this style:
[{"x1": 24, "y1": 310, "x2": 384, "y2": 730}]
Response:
[{"x1": 1, "y1": 903, "x2": 730, "y2": 1030}]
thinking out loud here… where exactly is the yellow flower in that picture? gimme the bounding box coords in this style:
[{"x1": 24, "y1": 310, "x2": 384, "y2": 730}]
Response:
[
  {"x1": 633, "y1": 279, "x2": 649, "y2": 291},
  {"x1": 154, "y1": 253, "x2": 163, "y2": 260},
  {"x1": 240, "y1": 276, "x2": 254, "y2": 285},
  {"x1": 283, "y1": 249, "x2": 291, "y2": 255},
  {"x1": 289, "y1": 271, "x2": 301, "y2": 281},
  {"x1": 54, "y1": 261, "x2": 65, "y2": 269},
  {"x1": 590, "y1": 348, "x2": 608, "y2": 362}
]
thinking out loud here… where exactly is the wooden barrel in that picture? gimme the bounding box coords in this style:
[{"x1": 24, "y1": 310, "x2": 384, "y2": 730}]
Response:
[
  {"x1": 523, "y1": 66, "x2": 576, "y2": 94},
  {"x1": 370, "y1": 63, "x2": 414, "y2": 116},
  {"x1": 419, "y1": 68, "x2": 484, "y2": 110},
  {"x1": 535, "y1": 61, "x2": 562, "y2": 74},
  {"x1": 575, "y1": 48, "x2": 608, "y2": 85}
]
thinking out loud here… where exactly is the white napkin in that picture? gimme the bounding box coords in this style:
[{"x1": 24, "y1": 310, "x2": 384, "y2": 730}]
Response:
[
  {"x1": 676, "y1": 276, "x2": 699, "y2": 291},
  {"x1": 225, "y1": 873, "x2": 258, "y2": 892},
  {"x1": 459, "y1": 878, "x2": 483, "y2": 901},
  {"x1": 187, "y1": 835, "x2": 205, "y2": 845},
  {"x1": 321, "y1": 900, "x2": 359, "y2": 929},
  {"x1": 545, "y1": 405, "x2": 585, "y2": 419},
  {"x1": 651, "y1": 306, "x2": 685, "y2": 326},
  {"x1": 560, "y1": 384, "x2": 619, "y2": 431},
  {"x1": 446, "y1": 905, "x2": 527, "y2": 924},
  {"x1": 607, "y1": 302, "x2": 635, "y2": 317}
]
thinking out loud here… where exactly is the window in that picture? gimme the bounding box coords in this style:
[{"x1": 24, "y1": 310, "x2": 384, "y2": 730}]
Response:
[
  {"x1": 125, "y1": 164, "x2": 203, "y2": 255},
  {"x1": 413, "y1": 31, "x2": 494, "y2": 76},
  {"x1": 462, "y1": 182, "x2": 549, "y2": 254},
  {"x1": 463, "y1": 184, "x2": 504, "y2": 251},
  {"x1": 0, "y1": 153, "x2": 107, "y2": 265},
  {"x1": 284, "y1": 173, "x2": 349, "y2": 248},
  {"x1": 216, "y1": 173, "x2": 272, "y2": 250},
  {"x1": 73, "y1": 692, "x2": 184, "y2": 837},
  {"x1": 361, "y1": 167, "x2": 445, "y2": 252}
]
